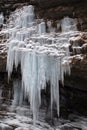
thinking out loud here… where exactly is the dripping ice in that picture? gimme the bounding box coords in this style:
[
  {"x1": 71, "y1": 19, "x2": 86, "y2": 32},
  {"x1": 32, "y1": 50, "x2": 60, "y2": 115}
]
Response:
[{"x1": 6, "y1": 5, "x2": 78, "y2": 124}]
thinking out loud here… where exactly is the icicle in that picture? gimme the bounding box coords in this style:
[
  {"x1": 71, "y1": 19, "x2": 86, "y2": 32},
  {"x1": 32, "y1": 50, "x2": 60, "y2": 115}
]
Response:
[
  {"x1": 6, "y1": 39, "x2": 19, "y2": 80},
  {"x1": 47, "y1": 21, "x2": 56, "y2": 33},
  {"x1": 38, "y1": 22, "x2": 46, "y2": 35}
]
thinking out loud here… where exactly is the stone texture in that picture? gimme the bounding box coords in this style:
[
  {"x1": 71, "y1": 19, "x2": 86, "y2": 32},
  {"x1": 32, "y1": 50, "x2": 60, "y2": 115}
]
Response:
[{"x1": 35, "y1": 0, "x2": 82, "y2": 9}]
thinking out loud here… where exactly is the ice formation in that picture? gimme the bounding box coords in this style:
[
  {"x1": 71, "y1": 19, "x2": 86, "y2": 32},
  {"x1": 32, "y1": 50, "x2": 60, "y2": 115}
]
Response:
[
  {"x1": 12, "y1": 80, "x2": 23, "y2": 107},
  {"x1": 6, "y1": 5, "x2": 78, "y2": 124},
  {"x1": 61, "y1": 17, "x2": 77, "y2": 32},
  {"x1": 0, "y1": 13, "x2": 4, "y2": 26},
  {"x1": 47, "y1": 21, "x2": 56, "y2": 33}
]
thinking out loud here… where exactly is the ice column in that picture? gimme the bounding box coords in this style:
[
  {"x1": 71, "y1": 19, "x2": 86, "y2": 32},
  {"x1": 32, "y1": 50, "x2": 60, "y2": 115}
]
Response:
[
  {"x1": 61, "y1": 17, "x2": 77, "y2": 32},
  {"x1": 38, "y1": 22, "x2": 46, "y2": 35}
]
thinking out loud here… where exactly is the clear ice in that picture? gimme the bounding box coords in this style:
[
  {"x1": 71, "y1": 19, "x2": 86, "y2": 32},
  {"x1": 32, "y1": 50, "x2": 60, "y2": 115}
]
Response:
[{"x1": 6, "y1": 5, "x2": 78, "y2": 124}]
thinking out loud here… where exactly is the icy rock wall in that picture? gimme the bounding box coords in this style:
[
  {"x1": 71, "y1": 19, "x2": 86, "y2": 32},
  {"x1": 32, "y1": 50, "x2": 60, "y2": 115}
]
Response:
[{"x1": 5, "y1": 5, "x2": 78, "y2": 124}]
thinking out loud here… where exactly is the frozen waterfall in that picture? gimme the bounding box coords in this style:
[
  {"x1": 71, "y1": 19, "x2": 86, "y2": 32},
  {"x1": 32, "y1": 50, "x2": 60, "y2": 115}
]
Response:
[
  {"x1": 6, "y1": 5, "x2": 78, "y2": 124},
  {"x1": 12, "y1": 80, "x2": 23, "y2": 107}
]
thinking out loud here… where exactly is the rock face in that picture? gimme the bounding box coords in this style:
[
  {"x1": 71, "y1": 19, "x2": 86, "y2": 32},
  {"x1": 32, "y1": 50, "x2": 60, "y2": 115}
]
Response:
[
  {"x1": 0, "y1": 0, "x2": 87, "y2": 120},
  {"x1": 65, "y1": 32, "x2": 87, "y2": 91},
  {"x1": 0, "y1": 0, "x2": 87, "y2": 90},
  {"x1": 35, "y1": 0, "x2": 82, "y2": 8},
  {"x1": 65, "y1": 57, "x2": 87, "y2": 91},
  {"x1": 34, "y1": 0, "x2": 87, "y2": 31}
]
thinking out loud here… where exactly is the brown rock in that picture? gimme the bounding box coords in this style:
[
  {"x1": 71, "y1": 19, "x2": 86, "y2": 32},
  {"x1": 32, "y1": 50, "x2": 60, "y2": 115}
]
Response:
[
  {"x1": 69, "y1": 36, "x2": 85, "y2": 47},
  {"x1": 64, "y1": 56, "x2": 87, "y2": 91},
  {"x1": 82, "y1": 43, "x2": 87, "y2": 54}
]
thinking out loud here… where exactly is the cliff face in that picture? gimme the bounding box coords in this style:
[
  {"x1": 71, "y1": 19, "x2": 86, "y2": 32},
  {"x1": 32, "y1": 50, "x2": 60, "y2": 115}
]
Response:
[
  {"x1": 34, "y1": 0, "x2": 87, "y2": 31},
  {"x1": 0, "y1": 0, "x2": 87, "y2": 91},
  {"x1": 0, "y1": 0, "x2": 87, "y2": 31}
]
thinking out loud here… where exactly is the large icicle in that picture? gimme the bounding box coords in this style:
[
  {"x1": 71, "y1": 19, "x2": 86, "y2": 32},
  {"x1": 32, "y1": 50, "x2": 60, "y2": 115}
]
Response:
[{"x1": 5, "y1": 5, "x2": 78, "y2": 124}]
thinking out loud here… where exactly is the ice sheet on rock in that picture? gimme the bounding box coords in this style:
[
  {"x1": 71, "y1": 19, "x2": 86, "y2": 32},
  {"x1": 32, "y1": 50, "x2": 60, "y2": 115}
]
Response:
[
  {"x1": 38, "y1": 22, "x2": 46, "y2": 35},
  {"x1": 1, "y1": 110, "x2": 87, "y2": 130},
  {"x1": 61, "y1": 17, "x2": 77, "y2": 32},
  {"x1": 8, "y1": 5, "x2": 34, "y2": 29},
  {"x1": 0, "y1": 123, "x2": 13, "y2": 130}
]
